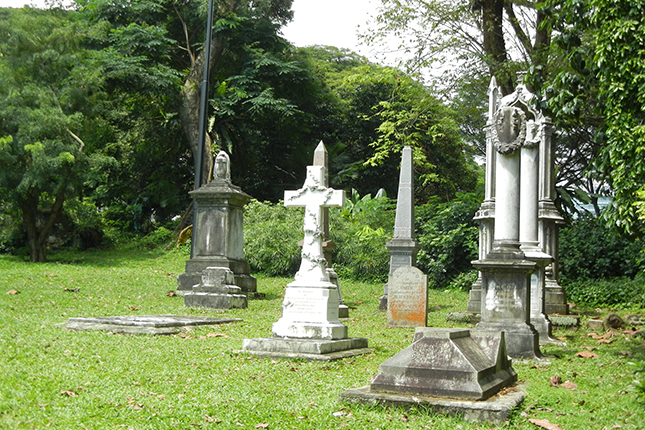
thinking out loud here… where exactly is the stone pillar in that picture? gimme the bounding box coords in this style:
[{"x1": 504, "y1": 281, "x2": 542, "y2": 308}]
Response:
[
  {"x1": 520, "y1": 121, "x2": 554, "y2": 343},
  {"x1": 177, "y1": 151, "x2": 257, "y2": 294},
  {"x1": 313, "y1": 141, "x2": 349, "y2": 318},
  {"x1": 473, "y1": 103, "x2": 541, "y2": 359},
  {"x1": 468, "y1": 78, "x2": 498, "y2": 313},
  {"x1": 379, "y1": 146, "x2": 420, "y2": 311},
  {"x1": 538, "y1": 119, "x2": 568, "y2": 315}
]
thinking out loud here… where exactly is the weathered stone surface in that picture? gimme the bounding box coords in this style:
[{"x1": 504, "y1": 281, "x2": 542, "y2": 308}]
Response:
[
  {"x1": 340, "y1": 384, "x2": 526, "y2": 425},
  {"x1": 239, "y1": 337, "x2": 371, "y2": 361},
  {"x1": 369, "y1": 328, "x2": 517, "y2": 401},
  {"x1": 446, "y1": 311, "x2": 481, "y2": 324},
  {"x1": 387, "y1": 266, "x2": 428, "y2": 327},
  {"x1": 63, "y1": 315, "x2": 241, "y2": 335},
  {"x1": 588, "y1": 319, "x2": 604, "y2": 330},
  {"x1": 605, "y1": 313, "x2": 626, "y2": 329},
  {"x1": 178, "y1": 151, "x2": 257, "y2": 293},
  {"x1": 625, "y1": 314, "x2": 645, "y2": 326},
  {"x1": 548, "y1": 314, "x2": 579, "y2": 329},
  {"x1": 184, "y1": 267, "x2": 247, "y2": 310}
]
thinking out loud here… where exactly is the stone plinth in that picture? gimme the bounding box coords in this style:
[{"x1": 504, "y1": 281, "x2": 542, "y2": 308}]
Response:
[
  {"x1": 178, "y1": 151, "x2": 257, "y2": 294},
  {"x1": 369, "y1": 328, "x2": 517, "y2": 400},
  {"x1": 387, "y1": 266, "x2": 428, "y2": 327},
  {"x1": 473, "y1": 247, "x2": 541, "y2": 359},
  {"x1": 184, "y1": 267, "x2": 247, "y2": 310}
]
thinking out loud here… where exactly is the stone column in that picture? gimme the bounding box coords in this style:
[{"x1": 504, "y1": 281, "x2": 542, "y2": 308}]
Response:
[
  {"x1": 468, "y1": 78, "x2": 498, "y2": 313},
  {"x1": 520, "y1": 121, "x2": 554, "y2": 343},
  {"x1": 379, "y1": 146, "x2": 420, "y2": 311},
  {"x1": 473, "y1": 105, "x2": 541, "y2": 359},
  {"x1": 538, "y1": 119, "x2": 568, "y2": 315}
]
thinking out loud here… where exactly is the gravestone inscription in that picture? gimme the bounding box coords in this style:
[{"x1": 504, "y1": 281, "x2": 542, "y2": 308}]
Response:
[{"x1": 387, "y1": 266, "x2": 428, "y2": 327}]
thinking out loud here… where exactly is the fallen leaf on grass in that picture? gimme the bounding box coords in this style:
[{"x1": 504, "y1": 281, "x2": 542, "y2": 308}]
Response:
[
  {"x1": 6, "y1": 289, "x2": 19, "y2": 295},
  {"x1": 206, "y1": 333, "x2": 229, "y2": 338},
  {"x1": 166, "y1": 292, "x2": 176, "y2": 297},
  {"x1": 549, "y1": 376, "x2": 562, "y2": 387},
  {"x1": 561, "y1": 380, "x2": 577, "y2": 390},
  {"x1": 60, "y1": 390, "x2": 76, "y2": 397},
  {"x1": 204, "y1": 416, "x2": 221, "y2": 423},
  {"x1": 588, "y1": 332, "x2": 612, "y2": 340},
  {"x1": 46, "y1": 274, "x2": 57, "y2": 277},
  {"x1": 597, "y1": 339, "x2": 613, "y2": 344},
  {"x1": 255, "y1": 424, "x2": 269, "y2": 429},
  {"x1": 129, "y1": 306, "x2": 139, "y2": 311},
  {"x1": 575, "y1": 351, "x2": 599, "y2": 358},
  {"x1": 528, "y1": 418, "x2": 564, "y2": 430}
]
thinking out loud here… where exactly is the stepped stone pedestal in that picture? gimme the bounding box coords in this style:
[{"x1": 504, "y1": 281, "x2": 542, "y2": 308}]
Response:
[{"x1": 184, "y1": 267, "x2": 247, "y2": 309}]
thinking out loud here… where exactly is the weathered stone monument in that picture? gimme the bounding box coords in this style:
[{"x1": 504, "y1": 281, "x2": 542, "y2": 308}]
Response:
[
  {"x1": 472, "y1": 79, "x2": 541, "y2": 359},
  {"x1": 183, "y1": 266, "x2": 247, "y2": 309},
  {"x1": 312, "y1": 141, "x2": 349, "y2": 318},
  {"x1": 387, "y1": 266, "x2": 428, "y2": 327},
  {"x1": 241, "y1": 165, "x2": 370, "y2": 360},
  {"x1": 379, "y1": 146, "x2": 420, "y2": 311},
  {"x1": 177, "y1": 151, "x2": 257, "y2": 296},
  {"x1": 341, "y1": 327, "x2": 522, "y2": 423}
]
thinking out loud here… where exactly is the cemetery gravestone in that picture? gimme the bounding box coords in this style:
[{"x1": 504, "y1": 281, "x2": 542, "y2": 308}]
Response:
[
  {"x1": 184, "y1": 266, "x2": 247, "y2": 309},
  {"x1": 177, "y1": 151, "x2": 257, "y2": 294},
  {"x1": 387, "y1": 266, "x2": 428, "y2": 327},
  {"x1": 242, "y1": 165, "x2": 370, "y2": 360}
]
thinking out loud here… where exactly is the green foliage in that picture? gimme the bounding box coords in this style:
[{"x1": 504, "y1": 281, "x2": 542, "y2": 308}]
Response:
[
  {"x1": 559, "y1": 214, "x2": 644, "y2": 281},
  {"x1": 563, "y1": 275, "x2": 645, "y2": 308},
  {"x1": 243, "y1": 199, "x2": 303, "y2": 276},
  {"x1": 415, "y1": 192, "x2": 481, "y2": 290},
  {"x1": 331, "y1": 191, "x2": 394, "y2": 281}
]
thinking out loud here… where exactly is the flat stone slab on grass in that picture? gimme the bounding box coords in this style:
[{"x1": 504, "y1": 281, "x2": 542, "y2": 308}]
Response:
[
  {"x1": 340, "y1": 384, "x2": 526, "y2": 424},
  {"x1": 239, "y1": 337, "x2": 372, "y2": 361},
  {"x1": 63, "y1": 315, "x2": 242, "y2": 335}
]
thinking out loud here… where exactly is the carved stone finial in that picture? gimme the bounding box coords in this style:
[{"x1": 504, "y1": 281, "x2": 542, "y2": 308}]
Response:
[{"x1": 214, "y1": 151, "x2": 231, "y2": 181}]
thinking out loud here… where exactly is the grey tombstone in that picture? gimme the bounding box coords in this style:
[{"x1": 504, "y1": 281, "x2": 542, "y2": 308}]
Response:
[
  {"x1": 241, "y1": 166, "x2": 370, "y2": 360},
  {"x1": 184, "y1": 266, "x2": 247, "y2": 309},
  {"x1": 340, "y1": 327, "x2": 523, "y2": 424},
  {"x1": 177, "y1": 151, "x2": 257, "y2": 294},
  {"x1": 387, "y1": 266, "x2": 428, "y2": 327},
  {"x1": 379, "y1": 146, "x2": 420, "y2": 311}
]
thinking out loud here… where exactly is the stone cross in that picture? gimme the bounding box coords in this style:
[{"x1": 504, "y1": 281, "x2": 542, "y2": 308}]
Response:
[{"x1": 284, "y1": 166, "x2": 344, "y2": 284}]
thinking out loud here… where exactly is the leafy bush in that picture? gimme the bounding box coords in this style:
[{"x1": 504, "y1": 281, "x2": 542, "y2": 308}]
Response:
[
  {"x1": 415, "y1": 193, "x2": 480, "y2": 289},
  {"x1": 559, "y1": 214, "x2": 644, "y2": 281},
  {"x1": 331, "y1": 191, "x2": 394, "y2": 281},
  {"x1": 562, "y1": 274, "x2": 645, "y2": 307},
  {"x1": 243, "y1": 199, "x2": 303, "y2": 276}
]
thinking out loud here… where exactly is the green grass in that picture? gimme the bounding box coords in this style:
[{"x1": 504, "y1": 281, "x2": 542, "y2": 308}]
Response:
[{"x1": 1, "y1": 245, "x2": 644, "y2": 429}]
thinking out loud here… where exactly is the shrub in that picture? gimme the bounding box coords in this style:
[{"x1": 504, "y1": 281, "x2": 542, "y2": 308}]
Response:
[
  {"x1": 415, "y1": 193, "x2": 480, "y2": 289},
  {"x1": 243, "y1": 200, "x2": 303, "y2": 276},
  {"x1": 331, "y1": 192, "x2": 394, "y2": 281},
  {"x1": 559, "y1": 214, "x2": 644, "y2": 281},
  {"x1": 562, "y1": 274, "x2": 645, "y2": 307}
]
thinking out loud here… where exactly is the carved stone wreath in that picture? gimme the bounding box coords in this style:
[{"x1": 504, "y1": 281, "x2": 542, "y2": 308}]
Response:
[{"x1": 493, "y1": 106, "x2": 527, "y2": 155}]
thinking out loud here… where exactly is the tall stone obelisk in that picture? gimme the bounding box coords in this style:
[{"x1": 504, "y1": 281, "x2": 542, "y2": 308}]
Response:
[{"x1": 379, "y1": 146, "x2": 420, "y2": 311}]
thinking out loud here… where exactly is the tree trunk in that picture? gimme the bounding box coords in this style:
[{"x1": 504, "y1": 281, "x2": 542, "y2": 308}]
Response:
[
  {"x1": 481, "y1": 0, "x2": 513, "y2": 94},
  {"x1": 21, "y1": 186, "x2": 67, "y2": 263},
  {"x1": 178, "y1": 0, "x2": 240, "y2": 188}
]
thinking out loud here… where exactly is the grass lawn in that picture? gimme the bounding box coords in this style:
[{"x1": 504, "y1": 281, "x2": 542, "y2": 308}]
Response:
[{"x1": 1, "y1": 245, "x2": 644, "y2": 429}]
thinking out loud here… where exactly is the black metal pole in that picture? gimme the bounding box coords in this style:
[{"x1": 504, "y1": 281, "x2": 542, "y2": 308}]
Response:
[{"x1": 191, "y1": 0, "x2": 215, "y2": 258}]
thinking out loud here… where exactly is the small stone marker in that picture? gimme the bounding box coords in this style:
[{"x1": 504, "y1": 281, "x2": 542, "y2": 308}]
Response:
[
  {"x1": 184, "y1": 267, "x2": 247, "y2": 309},
  {"x1": 387, "y1": 266, "x2": 428, "y2": 327},
  {"x1": 63, "y1": 315, "x2": 241, "y2": 335}
]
